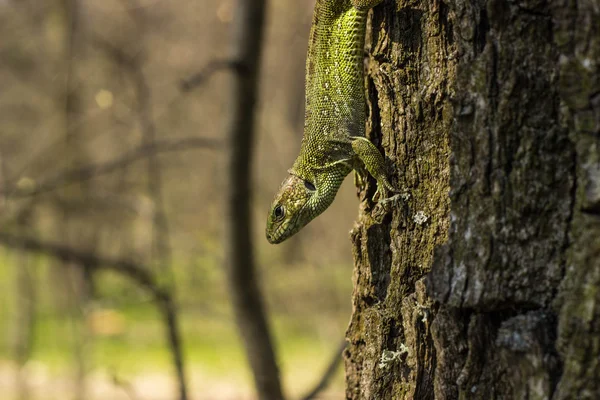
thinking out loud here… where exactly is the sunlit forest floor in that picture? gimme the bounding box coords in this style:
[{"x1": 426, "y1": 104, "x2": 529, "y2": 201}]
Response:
[
  {"x1": 0, "y1": 317, "x2": 346, "y2": 399},
  {"x1": 0, "y1": 253, "x2": 350, "y2": 400}
]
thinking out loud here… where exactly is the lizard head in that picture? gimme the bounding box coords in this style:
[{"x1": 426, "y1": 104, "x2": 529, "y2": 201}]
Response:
[{"x1": 266, "y1": 174, "x2": 321, "y2": 244}]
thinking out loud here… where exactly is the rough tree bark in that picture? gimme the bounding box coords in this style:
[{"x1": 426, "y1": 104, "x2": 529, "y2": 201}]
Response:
[{"x1": 345, "y1": 0, "x2": 599, "y2": 399}]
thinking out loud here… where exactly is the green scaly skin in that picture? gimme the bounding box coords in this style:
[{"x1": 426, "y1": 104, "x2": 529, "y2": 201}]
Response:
[{"x1": 266, "y1": 0, "x2": 395, "y2": 244}]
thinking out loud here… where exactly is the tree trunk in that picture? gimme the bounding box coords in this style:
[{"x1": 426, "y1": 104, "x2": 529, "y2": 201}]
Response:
[
  {"x1": 224, "y1": 1, "x2": 285, "y2": 399},
  {"x1": 345, "y1": 0, "x2": 599, "y2": 398}
]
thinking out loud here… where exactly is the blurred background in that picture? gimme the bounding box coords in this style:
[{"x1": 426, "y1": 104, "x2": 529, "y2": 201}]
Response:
[{"x1": 0, "y1": 0, "x2": 363, "y2": 399}]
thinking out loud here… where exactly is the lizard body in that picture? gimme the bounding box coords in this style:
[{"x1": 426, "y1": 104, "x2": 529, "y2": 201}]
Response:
[{"x1": 266, "y1": 0, "x2": 394, "y2": 244}]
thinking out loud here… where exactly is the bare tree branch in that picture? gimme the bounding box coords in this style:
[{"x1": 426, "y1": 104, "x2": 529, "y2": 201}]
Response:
[
  {"x1": 224, "y1": 0, "x2": 285, "y2": 399},
  {"x1": 126, "y1": 16, "x2": 172, "y2": 272},
  {"x1": 0, "y1": 231, "x2": 188, "y2": 400},
  {"x1": 94, "y1": 14, "x2": 174, "y2": 272},
  {"x1": 59, "y1": 2, "x2": 91, "y2": 397},
  {"x1": 0, "y1": 232, "x2": 162, "y2": 304},
  {"x1": 111, "y1": 371, "x2": 138, "y2": 400},
  {"x1": 13, "y1": 223, "x2": 36, "y2": 400},
  {"x1": 301, "y1": 340, "x2": 346, "y2": 400},
  {"x1": 5, "y1": 137, "x2": 221, "y2": 198},
  {"x1": 111, "y1": 373, "x2": 139, "y2": 400},
  {"x1": 107, "y1": 19, "x2": 185, "y2": 399},
  {"x1": 91, "y1": 35, "x2": 143, "y2": 71},
  {"x1": 180, "y1": 59, "x2": 245, "y2": 92}
]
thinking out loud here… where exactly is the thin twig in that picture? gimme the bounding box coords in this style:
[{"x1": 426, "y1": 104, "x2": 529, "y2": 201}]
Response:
[
  {"x1": 0, "y1": 232, "x2": 161, "y2": 294},
  {"x1": 127, "y1": 20, "x2": 172, "y2": 272},
  {"x1": 95, "y1": 17, "x2": 174, "y2": 273},
  {"x1": 5, "y1": 137, "x2": 221, "y2": 198},
  {"x1": 111, "y1": 371, "x2": 139, "y2": 400},
  {"x1": 93, "y1": 35, "x2": 242, "y2": 94},
  {"x1": 180, "y1": 59, "x2": 245, "y2": 92},
  {"x1": 301, "y1": 340, "x2": 346, "y2": 400},
  {"x1": 0, "y1": 231, "x2": 187, "y2": 400}
]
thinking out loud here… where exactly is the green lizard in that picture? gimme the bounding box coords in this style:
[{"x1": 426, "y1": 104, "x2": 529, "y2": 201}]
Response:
[{"x1": 266, "y1": 0, "x2": 397, "y2": 244}]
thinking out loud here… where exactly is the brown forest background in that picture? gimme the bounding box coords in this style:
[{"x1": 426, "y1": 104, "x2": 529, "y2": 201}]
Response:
[{"x1": 0, "y1": 0, "x2": 355, "y2": 399}]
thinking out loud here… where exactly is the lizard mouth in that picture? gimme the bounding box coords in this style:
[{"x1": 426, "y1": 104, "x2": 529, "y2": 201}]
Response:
[
  {"x1": 266, "y1": 212, "x2": 304, "y2": 244},
  {"x1": 265, "y1": 230, "x2": 279, "y2": 244},
  {"x1": 266, "y1": 222, "x2": 293, "y2": 244},
  {"x1": 266, "y1": 227, "x2": 287, "y2": 244}
]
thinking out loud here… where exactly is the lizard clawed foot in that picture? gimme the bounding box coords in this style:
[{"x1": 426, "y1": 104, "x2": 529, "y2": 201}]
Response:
[
  {"x1": 378, "y1": 193, "x2": 404, "y2": 206},
  {"x1": 371, "y1": 190, "x2": 409, "y2": 223}
]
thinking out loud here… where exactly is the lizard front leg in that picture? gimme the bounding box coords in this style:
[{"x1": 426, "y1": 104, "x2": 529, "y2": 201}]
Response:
[{"x1": 350, "y1": 136, "x2": 397, "y2": 201}]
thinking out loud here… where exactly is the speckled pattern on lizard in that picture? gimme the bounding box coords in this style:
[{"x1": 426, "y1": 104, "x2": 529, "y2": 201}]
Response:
[{"x1": 266, "y1": 0, "x2": 399, "y2": 244}]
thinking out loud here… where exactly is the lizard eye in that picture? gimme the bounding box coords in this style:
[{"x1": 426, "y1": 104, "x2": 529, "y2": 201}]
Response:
[
  {"x1": 304, "y1": 180, "x2": 316, "y2": 191},
  {"x1": 273, "y1": 205, "x2": 285, "y2": 220}
]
